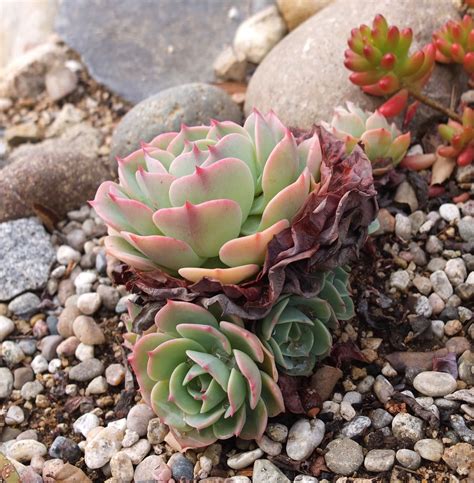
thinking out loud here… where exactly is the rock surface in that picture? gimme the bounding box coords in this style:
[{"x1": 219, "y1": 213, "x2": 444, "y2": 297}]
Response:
[
  {"x1": 245, "y1": 0, "x2": 462, "y2": 133},
  {"x1": 110, "y1": 83, "x2": 242, "y2": 160},
  {"x1": 0, "y1": 217, "x2": 55, "y2": 300},
  {"x1": 56, "y1": 0, "x2": 271, "y2": 103}
]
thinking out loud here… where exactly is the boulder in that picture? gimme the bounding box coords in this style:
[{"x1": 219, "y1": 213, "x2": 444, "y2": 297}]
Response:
[
  {"x1": 56, "y1": 0, "x2": 272, "y2": 103},
  {"x1": 245, "y1": 0, "x2": 462, "y2": 134},
  {"x1": 110, "y1": 83, "x2": 242, "y2": 159}
]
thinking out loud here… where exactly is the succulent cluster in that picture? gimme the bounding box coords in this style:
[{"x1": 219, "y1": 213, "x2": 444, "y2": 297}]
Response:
[
  {"x1": 92, "y1": 110, "x2": 322, "y2": 286},
  {"x1": 345, "y1": 14, "x2": 435, "y2": 97},
  {"x1": 433, "y1": 15, "x2": 474, "y2": 80},
  {"x1": 323, "y1": 102, "x2": 410, "y2": 172},
  {"x1": 438, "y1": 106, "x2": 474, "y2": 166}
]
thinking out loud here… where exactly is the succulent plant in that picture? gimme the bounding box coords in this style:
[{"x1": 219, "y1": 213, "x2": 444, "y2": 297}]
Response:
[
  {"x1": 92, "y1": 110, "x2": 322, "y2": 286},
  {"x1": 433, "y1": 15, "x2": 474, "y2": 79},
  {"x1": 438, "y1": 106, "x2": 474, "y2": 166},
  {"x1": 323, "y1": 102, "x2": 410, "y2": 171},
  {"x1": 129, "y1": 300, "x2": 284, "y2": 449},
  {"x1": 345, "y1": 14, "x2": 435, "y2": 97},
  {"x1": 257, "y1": 267, "x2": 354, "y2": 376}
]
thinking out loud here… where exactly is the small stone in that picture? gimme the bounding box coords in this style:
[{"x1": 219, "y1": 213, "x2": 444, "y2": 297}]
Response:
[
  {"x1": 74, "y1": 271, "x2": 97, "y2": 293},
  {"x1": 256, "y1": 435, "x2": 282, "y2": 456},
  {"x1": 8, "y1": 293, "x2": 41, "y2": 317},
  {"x1": 413, "y1": 295, "x2": 432, "y2": 318},
  {"x1": 85, "y1": 376, "x2": 108, "y2": 395},
  {"x1": 431, "y1": 320, "x2": 445, "y2": 339},
  {"x1": 456, "y1": 282, "x2": 474, "y2": 302},
  {"x1": 444, "y1": 319, "x2": 463, "y2": 336},
  {"x1": 56, "y1": 336, "x2": 80, "y2": 357},
  {"x1": 394, "y1": 214, "x2": 412, "y2": 240},
  {"x1": 414, "y1": 438, "x2": 444, "y2": 462},
  {"x1": 126, "y1": 404, "x2": 155, "y2": 437},
  {"x1": 110, "y1": 452, "x2": 134, "y2": 483},
  {"x1": 430, "y1": 270, "x2": 453, "y2": 301},
  {"x1": 427, "y1": 257, "x2": 447, "y2": 272},
  {"x1": 450, "y1": 414, "x2": 474, "y2": 443},
  {"x1": 168, "y1": 453, "x2": 194, "y2": 481},
  {"x1": 252, "y1": 459, "x2": 291, "y2": 483},
  {"x1": 364, "y1": 449, "x2": 395, "y2": 472},
  {"x1": 429, "y1": 293, "x2": 445, "y2": 314},
  {"x1": 445, "y1": 258, "x2": 467, "y2": 287},
  {"x1": 373, "y1": 375, "x2": 394, "y2": 403},
  {"x1": 57, "y1": 306, "x2": 80, "y2": 338},
  {"x1": 390, "y1": 270, "x2": 410, "y2": 291},
  {"x1": 73, "y1": 315, "x2": 105, "y2": 345},
  {"x1": 76, "y1": 292, "x2": 101, "y2": 315},
  {"x1": 21, "y1": 380, "x2": 43, "y2": 400},
  {"x1": 413, "y1": 371, "x2": 457, "y2": 397},
  {"x1": 370, "y1": 408, "x2": 393, "y2": 429},
  {"x1": 413, "y1": 276, "x2": 432, "y2": 296},
  {"x1": 7, "y1": 439, "x2": 47, "y2": 463},
  {"x1": 439, "y1": 203, "x2": 461, "y2": 223},
  {"x1": 310, "y1": 365, "x2": 343, "y2": 401},
  {"x1": 105, "y1": 363, "x2": 125, "y2": 386},
  {"x1": 342, "y1": 391, "x2": 362, "y2": 405},
  {"x1": 286, "y1": 418, "x2": 325, "y2": 461},
  {"x1": 122, "y1": 429, "x2": 139, "y2": 448},
  {"x1": 233, "y1": 6, "x2": 287, "y2": 64},
  {"x1": 69, "y1": 358, "x2": 104, "y2": 381},
  {"x1": 134, "y1": 455, "x2": 165, "y2": 482},
  {"x1": 39, "y1": 334, "x2": 63, "y2": 361},
  {"x1": 357, "y1": 375, "x2": 374, "y2": 393},
  {"x1": 121, "y1": 438, "x2": 151, "y2": 465},
  {"x1": 6, "y1": 405, "x2": 25, "y2": 425},
  {"x1": 57, "y1": 245, "x2": 81, "y2": 265},
  {"x1": 396, "y1": 448, "x2": 421, "y2": 470},
  {"x1": 49, "y1": 436, "x2": 81, "y2": 463},
  {"x1": 340, "y1": 401, "x2": 356, "y2": 421},
  {"x1": 227, "y1": 448, "x2": 264, "y2": 469},
  {"x1": 0, "y1": 315, "x2": 15, "y2": 341},
  {"x1": 45, "y1": 65, "x2": 78, "y2": 101},
  {"x1": 147, "y1": 418, "x2": 168, "y2": 445},
  {"x1": 458, "y1": 351, "x2": 474, "y2": 385},
  {"x1": 1, "y1": 340, "x2": 25, "y2": 365},
  {"x1": 458, "y1": 216, "x2": 474, "y2": 241},
  {"x1": 96, "y1": 285, "x2": 120, "y2": 310},
  {"x1": 442, "y1": 442, "x2": 474, "y2": 476},
  {"x1": 13, "y1": 367, "x2": 34, "y2": 389},
  {"x1": 341, "y1": 416, "x2": 371, "y2": 438},
  {"x1": 73, "y1": 412, "x2": 100, "y2": 438},
  {"x1": 324, "y1": 438, "x2": 363, "y2": 476},
  {"x1": 426, "y1": 235, "x2": 443, "y2": 254},
  {"x1": 0, "y1": 367, "x2": 13, "y2": 398},
  {"x1": 213, "y1": 46, "x2": 247, "y2": 82},
  {"x1": 392, "y1": 413, "x2": 424, "y2": 443},
  {"x1": 75, "y1": 342, "x2": 94, "y2": 361},
  {"x1": 17, "y1": 338, "x2": 36, "y2": 356},
  {"x1": 30, "y1": 355, "x2": 48, "y2": 374}
]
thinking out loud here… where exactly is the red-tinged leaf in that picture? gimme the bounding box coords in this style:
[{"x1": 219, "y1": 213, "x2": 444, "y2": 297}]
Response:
[
  {"x1": 432, "y1": 352, "x2": 458, "y2": 379},
  {"x1": 404, "y1": 100, "x2": 419, "y2": 126},
  {"x1": 453, "y1": 192, "x2": 470, "y2": 203},
  {"x1": 330, "y1": 341, "x2": 366, "y2": 367},
  {"x1": 378, "y1": 89, "x2": 408, "y2": 118},
  {"x1": 458, "y1": 144, "x2": 474, "y2": 166},
  {"x1": 428, "y1": 185, "x2": 445, "y2": 198},
  {"x1": 400, "y1": 154, "x2": 436, "y2": 171}
]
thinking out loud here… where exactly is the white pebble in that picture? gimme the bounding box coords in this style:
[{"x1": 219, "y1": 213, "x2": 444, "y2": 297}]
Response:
[
  {"x1": 0, "y1": 316, "x2": 15, "y2": 342},
  {"x1": 286, "y1": 418, "x2": 325, "y2": 461}
]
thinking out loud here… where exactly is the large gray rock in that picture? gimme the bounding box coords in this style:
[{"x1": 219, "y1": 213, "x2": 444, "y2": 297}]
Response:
[
  {"x1": 56, "y1": 0, "x2": 271, "y2": 103},
  {"x1": 0, "y1": 124, "x2": 111, "y2": 222},
  {"x1": 110, "y1": 83, "x2": 242, "y2": 160},
  {"x1": 0, "y1": 218, "x2": 55, "y2": 301},
  {"x1": 245, "y1": 0, "x2": 462, "y2": 133}
]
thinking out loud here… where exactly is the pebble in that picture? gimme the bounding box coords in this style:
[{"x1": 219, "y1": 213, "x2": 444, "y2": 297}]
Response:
[
  {"x1": 450, "y1": 414, "x2": 474, "y2": 443},
  {"x1": 294, "y1": 476, "x2": 318, "y2": 483},
  {"x1": 74, "y1": 271, "x2": 97, "y2": 293},
  {"x1": 413, "y1": 371, "x2": 457, "y2": 397},
  {"x1": 429, "y1": 293, "x2": 445, "y2": 314},
  {"x1": 458, "y1": 216, "x2": 474, "y2": 241},
  {"x1": 392, "y1": 413, "x2": 424, "y2": 443},
  {"x1": 427, "y1": 257, "x2": 447, "y2": 272},
  {"x1": 414, "y1": 438, "x2": 444, "y2": 462},
  {"x1": 0, "y1": 315, "x2": 15, "y2": 341},
  {"x1": 39, "y1": 335, "x2": 63, "y2": 361},
  {"x1": 0, "y1": 367, "x2": 13, "y2": 398},
  {"x1": 458, "y1": 351, "x2": 474, "y2": 385},
  {"x1": 395, "y1": 214, "x2": 412, "y2": 240},
  {"x1": 84, "y1": 426, "x2": 124, "y2": 469},
  {"x1": 121, "y1": 438, "x2": 151, "y2": 465},
  {"x1": 96, "y1": 284, "x2": 120, "y2": 310},
  {"x1": 134, "y1": 455, "x2": 165, "y2": 481},
  {"x1": 426, "y1": 235, "x2": 443, "y2": 254},
  {"x1": 6, "y1": 405, "x2": 25, "y2": 425},
  {"x1": 73, "y1": 412, "x2": 100, "y2": 438},
  {"x1": 265, "y1": 423, "x2": 288, "y2": 443},
  {"x1": 8, "y1": 292, "x2": 41, "y2": 316},
  {"x1": 341, "y1": 416, "x2": 371, "y2": 438},
  {"x1": 122, "y1": 429, "x2": 140, "y2": 448},
  {"x1": 73, "y1": 315, "x2": 105, "y2": 345},
  {"x1": 256, "y1": 434, "x2": 282, "y2": 457},
  {"x1": 342, "y1": 391, "x2": 362, "y2": 405},
  {"x1": 412, "y1": 276, "x2": 432, "y2": 295},
  {"x1": 413, "y1": 295, "x2": 432, "y2": 317},
  {"x1": 444, "y1": 319, "x2": 463, "y2": 336},
  {"x1": 126, "y1": 404, "x2": 155, "y2": 437},
  {"x1": 324, "y1": 438, "x2": 364, "y2": 476},
  {"x1": 75, "y1": 342, "x2": 94, "y2": 361},
  {"x1": 390, "y1": 270, "x2": 410, "y2": 291},
  {"x1": 7, "y1": 439, "x2": 47, "y2": 463},
  {"x1": 340, "y1": 400, "x2": 356, "y2": 421},
  {"x1": 48, "y1": 436, "x2": 81, "y2": 463},
  {"x1": 227, "y1": 448, "x2": 264, "y2": 469},
  {"x1": 77, "y1": 292, "x2": 102, "y2": 314},
  {"x1": 396, "y1": 449, "x2": 421, "y2": 470},
  {"x1": 48, "y1": 358, "x2": 62, "y2": 373},
  {"x1": 110, "y1": 452, "x2": 134, "y2": 483},
  {"x1": 69, "y1": 358, "x2": 104, "y2": 381},
  {"x1": 370, "y1": 408, "x2": 393, "y2": 429},
  {"x1": 147, "y1": 418, "x2": 169, "y2": 445},
  {"x1": 439, "y1": 203, "x2": 460, "y2": 222},
  {"x1": 31, "y1": 354, "x2": 49, "y2": 374},
  {"x1": 57, "y1": 306, "x2": 80, "y2": 338},
  {"x1": 373, "y1": 375, "x2": 394, "y2": 403},
  {"x1": 21, "y1": 380, "x2": 43, "y2": 400},
  {"x1": 252, "y1": 459, "x2": 290, "y2": 483},
  {"x1": 430, "y1": 270, "x2": 453, "y2": 301},
  {"x1": 442, "y1": 442, "x2": 474, "y2": 476},
  {"x1": 364, "y1": 449, "x2": 395, "y2": 472},
  {"x1": 105, "y1": 363, "x2": 126, "y2": 386},
  {"x1": 286, "y1": 418, "x2": 325, "y2": 461},
  {"x1": 1, "y1": 340, "x2": 25, "y2": 365},
  {"x1": 168, "y1": 453, "x2": 195, "y2": 481},
  {"x1": 85, "y1": 376, "x2": 108, "y2": 395},
  {"x1": 445, "y1": 258, "x2": 467, "y2": 286},
  {"x1": 357, "y1": 375, "x2": 374, "y2": 393},
  {"x1": 56, "y1": 336, "x2": 80, "y2": 357}
]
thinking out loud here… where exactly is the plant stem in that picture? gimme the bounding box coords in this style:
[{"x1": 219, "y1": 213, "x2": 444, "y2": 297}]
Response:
[{"x1": 407, "y1": 88, "x2": 462, "y2": 123}]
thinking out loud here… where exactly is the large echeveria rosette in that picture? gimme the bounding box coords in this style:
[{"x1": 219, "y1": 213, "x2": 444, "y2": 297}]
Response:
[{"x1": 129, "y1": 301, "x2": 284, "y2": 449}]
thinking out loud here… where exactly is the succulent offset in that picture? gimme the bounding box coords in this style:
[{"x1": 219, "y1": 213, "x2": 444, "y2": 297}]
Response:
[
  {"x1": 129, "y1": 301, "x2": 284, "y2": 449},
  {"x1": 433, "y1": 15, "x2": 474, "y2": 79},
  {"x1": 438, "y1": 106, "x2": 474, "y2": 166},
  {"x1": 92, "y1": 110, "x2": 322, "y2": 286},
  {"x1": 257, "y1": 267, "x2": 354, "y2": 376},
  {"x1": 323, "y1": 102, "x2": 410, "y2": 170},
  {"x1": 345, "y1": 14, "x2": 435, "y2": 97}
]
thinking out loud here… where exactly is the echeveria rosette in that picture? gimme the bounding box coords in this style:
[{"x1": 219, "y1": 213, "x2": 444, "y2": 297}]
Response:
[
  {"x1": 323, "y1": 102, "x2": 410, "y2": 174},
  {"x1": 345, "y1": 14, "x2": 435, "y2": 117},
  {"x1": 92, "y1": 109, "x2": 322, "y2": 286},
  {"x1": 433, "y1": 15, "x2": 474, "y2": 80},
  {"x1": 438, "y1": 106, "x2": 474, "y2": 167},
  {"x1": 257, "y1": 267, "x2": 354, "y2": 376},
  {"x1": 129, "y1": 301, "x2": 284, "y2": 449}
]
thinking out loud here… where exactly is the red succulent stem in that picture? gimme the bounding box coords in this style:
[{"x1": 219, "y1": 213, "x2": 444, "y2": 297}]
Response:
[{"x1": 406, "y1": 87, "x2": 462, "y2": 123}]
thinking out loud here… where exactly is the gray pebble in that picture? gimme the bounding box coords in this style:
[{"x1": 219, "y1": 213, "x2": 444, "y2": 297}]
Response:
[
  {"x1": 69, "y1": 358, "x2": 104, "y2": 381},
  {"x1": 396, "y1": 449, "x2": 421, "y2": 470},
  {"x1": 341, "y1": 416, "x2": 371, "y2": 438}
]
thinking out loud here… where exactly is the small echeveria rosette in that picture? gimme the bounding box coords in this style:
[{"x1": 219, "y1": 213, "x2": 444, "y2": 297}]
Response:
[
  {"x1": 129, "y1": 300, "x2": 284, "y2": 450},
  {"x1": 257, "y1": 267, "x2": 354, "y2": 377}
]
